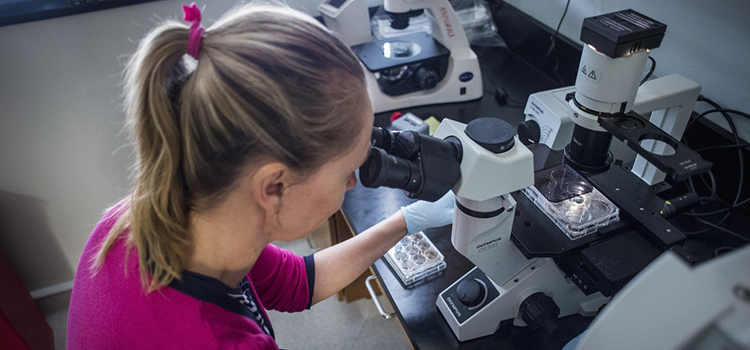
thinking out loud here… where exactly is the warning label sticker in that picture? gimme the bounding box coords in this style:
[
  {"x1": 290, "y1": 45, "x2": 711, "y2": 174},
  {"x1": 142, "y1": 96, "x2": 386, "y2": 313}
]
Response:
[{"x1": 580, "y1": 65, "x2": 602, "y2": 83}]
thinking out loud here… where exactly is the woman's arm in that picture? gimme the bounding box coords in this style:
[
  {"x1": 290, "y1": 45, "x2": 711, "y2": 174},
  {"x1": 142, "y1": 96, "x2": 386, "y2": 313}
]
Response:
[{"x1": 310, "y1": 210, "x2": 407, "y2": 305}]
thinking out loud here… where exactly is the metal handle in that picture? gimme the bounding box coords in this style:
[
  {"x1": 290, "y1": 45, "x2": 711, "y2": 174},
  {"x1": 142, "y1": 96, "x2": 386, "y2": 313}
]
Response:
[{"x1": 365, "y1": 275, "x2": 396, "y2": 319}]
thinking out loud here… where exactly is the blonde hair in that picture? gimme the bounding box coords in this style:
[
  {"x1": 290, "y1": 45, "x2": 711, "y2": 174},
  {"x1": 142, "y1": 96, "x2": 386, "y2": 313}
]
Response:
[{"x1": 95, "y1": 3, "x2": 366, "y2": 291}]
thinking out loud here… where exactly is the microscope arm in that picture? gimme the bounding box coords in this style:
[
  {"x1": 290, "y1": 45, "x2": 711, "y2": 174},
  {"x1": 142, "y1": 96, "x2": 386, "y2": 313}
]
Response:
[
  {"x1": 433, "y1": 118, "x2": 536, "y2": 285},
  {"x1": 452, "y1": 194, "x2": 537, "y2": 285}
]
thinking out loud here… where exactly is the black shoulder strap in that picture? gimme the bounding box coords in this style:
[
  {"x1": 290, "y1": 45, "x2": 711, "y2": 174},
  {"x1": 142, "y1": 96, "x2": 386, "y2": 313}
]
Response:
[{"x1": 168, "y1": 271, "x2": 275, "y2": 339}]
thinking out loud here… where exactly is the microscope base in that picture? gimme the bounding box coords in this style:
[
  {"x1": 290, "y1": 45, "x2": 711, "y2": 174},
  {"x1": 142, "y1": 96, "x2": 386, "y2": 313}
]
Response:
[
  {"x1": 437, "y1": 260, "x2": 608, "y2": 342},
  {"x1": 367, "y1": 48, "x2": 483, "y2": 114}
]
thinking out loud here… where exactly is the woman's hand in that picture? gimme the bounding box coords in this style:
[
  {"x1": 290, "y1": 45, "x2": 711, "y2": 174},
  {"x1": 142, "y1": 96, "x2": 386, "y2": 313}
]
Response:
[
  {"x1": 401, "y1": 190, "x2": 456, "y2": 234},
  {"x1": 311, "y1": 190, "x2": 455, "y2": 304}
]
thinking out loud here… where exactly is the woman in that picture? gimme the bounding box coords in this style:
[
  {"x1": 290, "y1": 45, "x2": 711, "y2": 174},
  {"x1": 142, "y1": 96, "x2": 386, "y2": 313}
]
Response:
[{"x1": 67, "y1": 2, "x2": 453, "y2": 349}]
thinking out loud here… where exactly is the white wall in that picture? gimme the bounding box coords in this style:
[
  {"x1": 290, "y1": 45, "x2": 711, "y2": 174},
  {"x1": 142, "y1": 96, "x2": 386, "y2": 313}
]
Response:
[
  {"x1": 0, "y1": 0, "x2": 324, "y2": 293},
  {"x1": 504, "y1": 0, "x2": 750, "y2": 141}
]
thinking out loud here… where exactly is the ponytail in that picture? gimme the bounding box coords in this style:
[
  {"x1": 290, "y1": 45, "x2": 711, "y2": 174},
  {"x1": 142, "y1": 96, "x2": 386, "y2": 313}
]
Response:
[{"x1": 95, "y1": 21, "x2": 193, "y2": 291}]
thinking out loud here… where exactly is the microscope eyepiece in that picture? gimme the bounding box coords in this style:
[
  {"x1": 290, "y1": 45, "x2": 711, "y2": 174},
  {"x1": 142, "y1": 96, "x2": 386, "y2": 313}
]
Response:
[
  {"x1": 359, "y1": 127, "x2": 462, "y2": 201},
  {"x1": 370, "y1": 127, "x2": 396, "y2": 152},
  {"x1": 360, "y1": 147, "x2": 422, "y2": 193}
]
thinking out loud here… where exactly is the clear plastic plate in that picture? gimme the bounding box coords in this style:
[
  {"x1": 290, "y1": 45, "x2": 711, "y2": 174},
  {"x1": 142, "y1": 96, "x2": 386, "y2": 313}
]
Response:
[
  {"x1": 384, "y1": 232, "x2": 446, "y2": 287},
  {"x1": 522, "y1": 164, "x2": 620, "y2": 240}
]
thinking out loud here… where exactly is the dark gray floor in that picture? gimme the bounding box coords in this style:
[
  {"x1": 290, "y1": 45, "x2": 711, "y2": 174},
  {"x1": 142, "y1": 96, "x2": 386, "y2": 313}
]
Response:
[{"x1": 37, "y1": 237, "x2": 411, "y2": 349}]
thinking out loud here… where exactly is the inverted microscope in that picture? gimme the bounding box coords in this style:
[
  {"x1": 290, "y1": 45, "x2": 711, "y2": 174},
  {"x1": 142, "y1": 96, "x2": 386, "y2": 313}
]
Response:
[
  {"x1": 359, "y1": 9, "x2": 748, "y2": 346},
  {"x1": 319, "y1": 0, "x2": 483, "y2": 113}
]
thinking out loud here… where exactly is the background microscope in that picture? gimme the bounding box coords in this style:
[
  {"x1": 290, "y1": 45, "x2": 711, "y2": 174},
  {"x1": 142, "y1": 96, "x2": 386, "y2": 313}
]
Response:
[{"x1": 319, "y1": 0, "x2": 484, "y2": 113}]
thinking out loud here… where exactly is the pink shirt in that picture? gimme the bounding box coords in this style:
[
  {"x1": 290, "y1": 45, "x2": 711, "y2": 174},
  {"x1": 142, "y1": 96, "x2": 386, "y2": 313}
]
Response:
[{"x1": 67, "y1": 207, "x2": 314, "y2": 349}]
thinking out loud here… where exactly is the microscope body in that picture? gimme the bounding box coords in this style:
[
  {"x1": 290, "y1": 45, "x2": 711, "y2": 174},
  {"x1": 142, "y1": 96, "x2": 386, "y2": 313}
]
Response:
[
  {"x1": 434, "y1": 119, "x2": 532, "y2": 283},
  {"x1": 432, "y1": 119, "x2": 608, "y2": 341},
  {"x1": 432, "y1": 119, "x2": 533, "y2": 280}
]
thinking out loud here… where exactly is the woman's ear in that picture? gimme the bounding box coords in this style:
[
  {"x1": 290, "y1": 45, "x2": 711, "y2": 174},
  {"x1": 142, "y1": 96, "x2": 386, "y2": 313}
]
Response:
[{"x1": 250, "y1": 162, "x2": 291, "y2": 221}]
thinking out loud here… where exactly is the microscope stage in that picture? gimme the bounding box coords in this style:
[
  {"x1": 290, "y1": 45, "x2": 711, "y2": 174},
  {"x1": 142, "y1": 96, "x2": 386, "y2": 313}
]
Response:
[{"x1": 351, "y1": 31, "x2": 450, "y2": 72}]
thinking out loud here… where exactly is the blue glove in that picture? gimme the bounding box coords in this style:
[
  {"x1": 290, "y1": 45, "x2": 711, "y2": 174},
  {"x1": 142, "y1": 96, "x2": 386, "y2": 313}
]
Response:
[{"x1": 401, "y1": 191, "x2": 456, "y2": 234}]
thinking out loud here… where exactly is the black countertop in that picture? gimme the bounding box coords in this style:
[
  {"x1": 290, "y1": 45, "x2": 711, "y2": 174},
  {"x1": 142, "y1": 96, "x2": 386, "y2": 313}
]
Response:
[{"x1": 342, "y1": 5, "x2": 592, "y2": 348}]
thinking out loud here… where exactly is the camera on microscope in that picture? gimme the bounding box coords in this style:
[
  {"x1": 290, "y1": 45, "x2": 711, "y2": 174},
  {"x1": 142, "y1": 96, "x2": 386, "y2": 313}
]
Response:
[{"x1": 359, "y1": 127, "x2": 462, "y2": 202}]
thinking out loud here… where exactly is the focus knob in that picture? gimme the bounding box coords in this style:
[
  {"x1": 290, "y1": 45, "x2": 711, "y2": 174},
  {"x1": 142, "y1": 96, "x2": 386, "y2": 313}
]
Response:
[
  {"x1": 456, "y1": 278, "x2": 486, "y2": 308},
  {"x1": 416, "y1": 67, "x2": 439, "y2": 90},
  {"x1": 517, "y1": 119, "x2": 541, "y2": 146},
  {"x1": 519, "y1": 292, "x2": 561, "y2": 335}
]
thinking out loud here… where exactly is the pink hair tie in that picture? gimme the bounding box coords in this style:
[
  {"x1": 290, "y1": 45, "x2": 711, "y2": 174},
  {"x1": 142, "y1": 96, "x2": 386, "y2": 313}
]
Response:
[{"x1": 182, "y1": 3, "x2": 205, "y2": 59}]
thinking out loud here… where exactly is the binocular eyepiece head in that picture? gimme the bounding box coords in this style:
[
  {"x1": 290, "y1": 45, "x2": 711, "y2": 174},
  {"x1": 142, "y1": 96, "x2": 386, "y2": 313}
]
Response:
[{"x1": 359, "y1": 127, "x2": 462, "y2": 202}]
